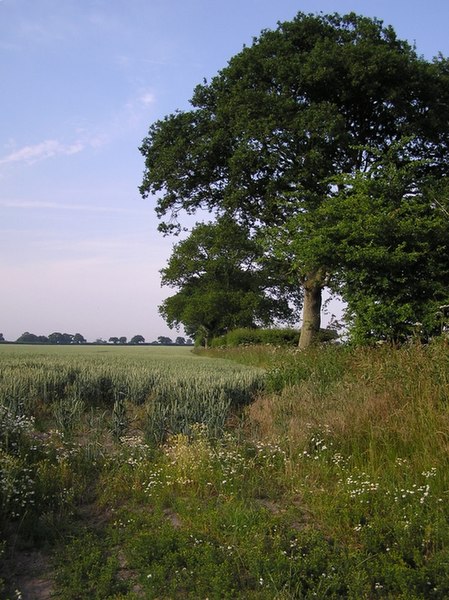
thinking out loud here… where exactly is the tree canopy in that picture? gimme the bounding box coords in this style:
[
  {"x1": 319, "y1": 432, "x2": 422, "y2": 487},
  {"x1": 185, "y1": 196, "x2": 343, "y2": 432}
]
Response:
[
  {"x1": 159, "y1": 217, "x2": 299, "y2": 345},
  {"x1": 16, "y1": 332, "x2": 48, "y2": 344},
  {"x1": 140, "y1": 12, "x2": 449, "y2": 346},
  {"x1": 15, "y1": 332, "x2": 88, "y2": 344},
  {"x1": 73, "y1": 333, "x2": 87, "y2": 344},
  {"x1": 326, "y1": 150, "x2": 449, "y2": 343}
]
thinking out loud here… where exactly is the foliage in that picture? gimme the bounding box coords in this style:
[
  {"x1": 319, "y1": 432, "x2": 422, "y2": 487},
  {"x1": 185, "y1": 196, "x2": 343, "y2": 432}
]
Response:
[
  {"x1": 15, "y1": 331, "x2": 87, "y2": 344},
  {"x1": 48, "y1": 332, "x2": 75, "y2": 344},
  {"x1": 211, "y1": 327, "x2": 339, "y2": 348},
  {"x1": 0, "y1": 345, "x2": 264, "y2": 596},
  {"x1": 16, "y1": 331, "x2": 50, "y2": 343},
  {"x1": 102, "y1": 345, "x2": 449, "y2": 599},
  {"x1": 336, "y1": 161, "x2": 449, "y2": 343},
  {"x1": 140, "y1": 11, "x2": 449, "y2": 346},
  {"x1": 275, "y1": 143, "x2": 449, "y2": 344},
  {"x1": 211, "y1": 327, "x2": 299, "y2": 348},
  {"x1": 159, "y1": 218, "x2": 299, "y2": 344},
  {"x1": 55, "y1": 530, "x2": 126, "y2": 600},
  {"x1": 129, "y1": 335, "x2": 145, "y2": 344},
  {"x1": 73, "y1": 333, "x2": 87, "y2": 344},
  {"x1": 2, "y1": 343, "x2": 449, "y2": 598}
]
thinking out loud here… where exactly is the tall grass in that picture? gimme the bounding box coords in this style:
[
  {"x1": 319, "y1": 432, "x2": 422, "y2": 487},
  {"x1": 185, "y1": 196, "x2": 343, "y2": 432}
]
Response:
[
  {"x1": 236, "y1": 342, "x2": 449, "y2": 470},
  {"x1": 0, "y1": 345, "x2": 265, "y2": 598},
  {"x1": 0, "y1": 345, "x2": 264, "y2": 442},
  {"x1": 2, "y1": 342, "x2": 449, "y2": 598}
]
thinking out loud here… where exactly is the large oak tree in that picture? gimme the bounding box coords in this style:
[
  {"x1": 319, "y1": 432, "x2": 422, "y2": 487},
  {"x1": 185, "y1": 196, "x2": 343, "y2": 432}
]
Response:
[{"x1": 140, "y1": 12, "x2": 449, "y2": 347}]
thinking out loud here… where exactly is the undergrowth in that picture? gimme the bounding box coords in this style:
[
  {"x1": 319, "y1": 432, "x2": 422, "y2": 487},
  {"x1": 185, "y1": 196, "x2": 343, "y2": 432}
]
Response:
[{"x1": 1, "y1": 342, "x2": 449, "y2": 598}]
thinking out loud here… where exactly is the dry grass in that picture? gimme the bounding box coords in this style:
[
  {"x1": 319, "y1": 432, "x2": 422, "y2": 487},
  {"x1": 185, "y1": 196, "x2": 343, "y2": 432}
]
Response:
[{"x1": 239, "y1": 341, "x2": 449, "y2": 476}]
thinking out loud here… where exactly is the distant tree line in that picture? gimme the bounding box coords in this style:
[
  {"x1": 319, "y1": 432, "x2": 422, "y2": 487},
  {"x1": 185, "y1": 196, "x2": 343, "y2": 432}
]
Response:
[
  {"x1": 2, "y1": 332, "x2": 193, "y2": 345},
  {"x1": 15, "y1": 332, "x2": 87, "y2": 344},
  {"x1": 108, "y1": 335, "x2": 192, "y2": 345}
]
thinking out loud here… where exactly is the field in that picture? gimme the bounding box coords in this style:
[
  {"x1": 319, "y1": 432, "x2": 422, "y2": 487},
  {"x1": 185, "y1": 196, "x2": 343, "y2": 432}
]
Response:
[{"x1": 1, "y1": 342, "x2": 449, "y2": 598}]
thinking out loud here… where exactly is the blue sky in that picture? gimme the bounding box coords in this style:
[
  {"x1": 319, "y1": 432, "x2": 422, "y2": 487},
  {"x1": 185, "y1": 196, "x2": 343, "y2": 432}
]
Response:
[{"x1": 1, "y1": 0, "x2": 449, "y2": 342}]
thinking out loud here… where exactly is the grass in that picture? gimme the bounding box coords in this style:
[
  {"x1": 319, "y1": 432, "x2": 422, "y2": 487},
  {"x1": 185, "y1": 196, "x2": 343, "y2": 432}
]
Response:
[{"x1": 1, "y1": 341, "x2": 449, "y2": 598}]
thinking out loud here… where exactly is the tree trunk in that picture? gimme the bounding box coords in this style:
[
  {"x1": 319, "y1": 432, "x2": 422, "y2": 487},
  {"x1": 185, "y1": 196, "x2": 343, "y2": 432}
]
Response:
[{"x1": 298, "y1": 271, "x2": 323, "y2": 349}]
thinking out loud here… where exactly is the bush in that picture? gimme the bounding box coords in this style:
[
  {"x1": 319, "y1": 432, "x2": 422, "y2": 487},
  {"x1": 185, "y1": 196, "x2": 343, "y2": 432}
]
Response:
[
  {"x1": 211, "y1": 328, "x2": 300, "y2": 347},
  {"x1": 212, "y1": 327, "x2": 339, "y2": 348}
]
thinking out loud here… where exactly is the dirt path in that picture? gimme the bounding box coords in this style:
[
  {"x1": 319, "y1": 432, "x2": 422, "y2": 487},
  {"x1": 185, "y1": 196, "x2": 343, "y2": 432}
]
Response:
[
  {"x1": 1, "y1": 501, "x2": 117, "y2": 599},
  {"x1": 2, "y1": 547, "x2": 54, "y2": 600}
]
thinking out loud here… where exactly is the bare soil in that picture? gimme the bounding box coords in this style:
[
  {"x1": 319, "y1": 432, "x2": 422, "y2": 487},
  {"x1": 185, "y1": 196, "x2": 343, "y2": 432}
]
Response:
[{"x1": 1, "y1": 546, "x2": 54, "y2": 600}]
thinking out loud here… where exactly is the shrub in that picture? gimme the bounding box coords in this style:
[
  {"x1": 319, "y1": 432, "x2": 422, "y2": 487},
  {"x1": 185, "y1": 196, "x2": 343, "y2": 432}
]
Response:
[
  {"x1": 212, "y1": 328, "x2": 300, "y2": 347},
  {"x1": 212, "y1": 327, "x2": 339, "y2": 348}
]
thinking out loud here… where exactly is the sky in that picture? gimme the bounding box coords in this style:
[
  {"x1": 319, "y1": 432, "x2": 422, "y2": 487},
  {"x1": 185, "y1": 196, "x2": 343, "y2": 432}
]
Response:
[{"x1": 1, "y1": 0, "x2": 449, "y2": 342}]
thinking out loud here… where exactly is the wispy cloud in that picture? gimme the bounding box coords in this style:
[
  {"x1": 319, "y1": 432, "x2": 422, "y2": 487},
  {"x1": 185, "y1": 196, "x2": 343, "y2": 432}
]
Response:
[
  {"x1": 0, "y1": 82, "x2": 157, "y2": 169},
  {"x1": 0, "y1": 127, "x2": 114, "y2": 167},
  {"x1": 0, "y1": 139, "x2": 84, "y2": 166},
  {"x1": 140, "y1": 91, "x2": 156, "y2": 106}
]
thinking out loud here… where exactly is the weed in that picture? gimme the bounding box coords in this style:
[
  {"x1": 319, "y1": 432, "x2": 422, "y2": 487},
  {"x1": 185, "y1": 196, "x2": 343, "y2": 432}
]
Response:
[{"x1": 1, "y1": 343, "x2": 449, "y2": 598}]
